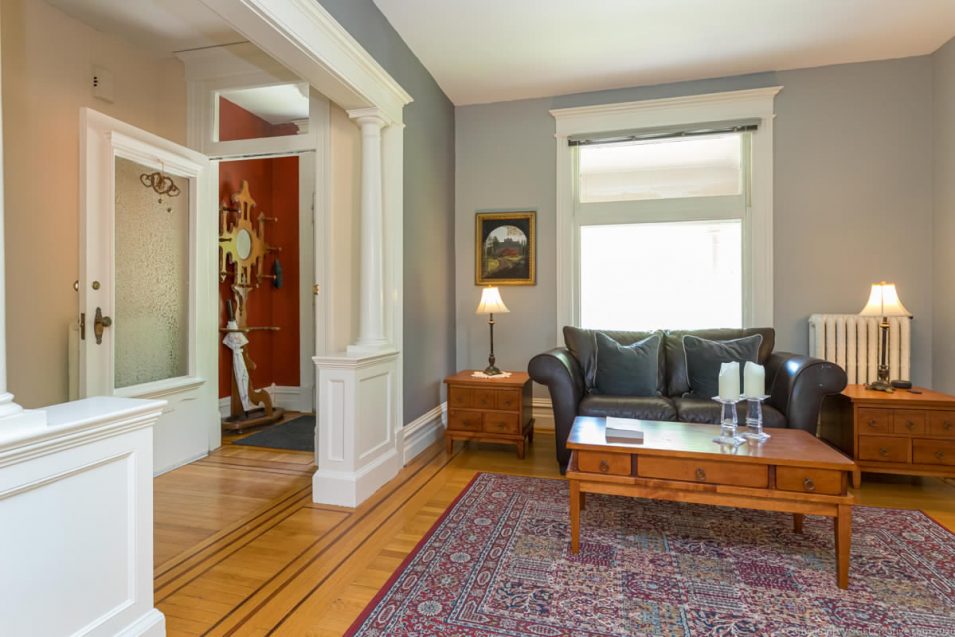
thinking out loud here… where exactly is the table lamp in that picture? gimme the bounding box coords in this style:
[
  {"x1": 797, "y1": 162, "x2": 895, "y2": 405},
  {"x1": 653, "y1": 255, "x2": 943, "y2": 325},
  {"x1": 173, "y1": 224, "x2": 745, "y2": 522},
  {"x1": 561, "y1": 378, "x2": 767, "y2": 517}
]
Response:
[
  {"x1": 476, "y1": 286, "x2": 509, "y2": 375},
  {"x1": 858, "y1": 282, "x2": 912, "y2": 392}
]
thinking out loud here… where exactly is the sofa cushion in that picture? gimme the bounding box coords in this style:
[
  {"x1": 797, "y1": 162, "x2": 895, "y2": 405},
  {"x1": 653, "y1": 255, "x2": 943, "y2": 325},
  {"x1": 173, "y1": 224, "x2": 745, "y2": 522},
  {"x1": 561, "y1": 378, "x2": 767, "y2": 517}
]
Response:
[
  {"x1": 673, "y1": 397, "x2": 787, "y2": 428},
  {"x1": 682, "y1": 333, "x2": 762, "y2": 399},
  {"x1": 578, "y1": 395, "x2": 677, "y2": 421},
  {"x1": 564, "y1": 326, "x2": 665, "y2": 394},
  {"x1": 664, "y1": 328, "x2": 774, "y2": 396},
  {"x1": 593, "y1": 332, "x2": 661, "y2": 396}
]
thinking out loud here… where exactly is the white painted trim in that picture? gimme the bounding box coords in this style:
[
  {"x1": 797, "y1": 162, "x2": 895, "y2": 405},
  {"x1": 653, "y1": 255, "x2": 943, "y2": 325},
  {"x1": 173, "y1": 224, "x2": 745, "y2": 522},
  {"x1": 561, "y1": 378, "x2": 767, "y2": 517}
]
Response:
[
  {"x1": 532, "y1": 397, "x2": 556, "y2": 432},
  {"x1": 401, "y1": 402, "x2": 447, "y2": 464},
  {"x1": 115, "y1": 609, "x2": 165, "y2": 637},
  {"x1": 551, "y1": 87, "x2": 781, "y2": 339},
  {"x1": 217, "y1": 384, "x2": 313, "y2": 418}
]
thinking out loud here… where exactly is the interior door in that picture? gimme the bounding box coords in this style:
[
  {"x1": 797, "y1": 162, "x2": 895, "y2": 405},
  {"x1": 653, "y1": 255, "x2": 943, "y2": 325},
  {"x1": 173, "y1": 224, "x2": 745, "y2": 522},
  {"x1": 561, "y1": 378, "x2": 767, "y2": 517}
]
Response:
[{"x1": 80, "y1": 108, "x2": 219, "y2": 473}]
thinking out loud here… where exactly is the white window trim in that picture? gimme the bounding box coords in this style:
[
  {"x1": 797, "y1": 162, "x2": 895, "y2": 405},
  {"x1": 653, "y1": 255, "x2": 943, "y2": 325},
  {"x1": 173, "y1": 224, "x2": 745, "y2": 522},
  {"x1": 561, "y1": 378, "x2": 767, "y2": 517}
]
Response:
[{"x1": 551, "y1": 87, "x2": 781, "y2": 340}]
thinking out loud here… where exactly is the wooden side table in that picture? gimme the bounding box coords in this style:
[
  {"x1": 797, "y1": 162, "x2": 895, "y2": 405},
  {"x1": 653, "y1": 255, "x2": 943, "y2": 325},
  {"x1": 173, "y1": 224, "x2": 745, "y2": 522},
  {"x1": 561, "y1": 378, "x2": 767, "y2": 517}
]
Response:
[
  {"x1": 444, "y1": 371, "x2": 533, "y2": 458},
  {"x1": 820, "y1": 384, "x2": 955, "y2": 485}
]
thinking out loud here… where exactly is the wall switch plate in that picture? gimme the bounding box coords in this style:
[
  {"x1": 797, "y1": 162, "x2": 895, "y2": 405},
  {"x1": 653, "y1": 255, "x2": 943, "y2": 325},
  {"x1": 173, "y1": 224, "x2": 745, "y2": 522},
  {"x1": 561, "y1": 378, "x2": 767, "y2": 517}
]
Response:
[{"x1": 91, "y1": 66, "x2": 114, "y2": 103}]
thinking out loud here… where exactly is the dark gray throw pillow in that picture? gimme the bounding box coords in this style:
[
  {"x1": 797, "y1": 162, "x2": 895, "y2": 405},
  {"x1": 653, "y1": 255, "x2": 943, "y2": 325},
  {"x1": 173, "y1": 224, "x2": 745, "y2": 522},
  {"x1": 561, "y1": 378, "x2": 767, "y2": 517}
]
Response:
[
  {"x1": 682, "y1": 333, "x2": 762, "y2": 399},
  {"x1": 593, "y1": 331, "x2": 661, "y2": 396}
]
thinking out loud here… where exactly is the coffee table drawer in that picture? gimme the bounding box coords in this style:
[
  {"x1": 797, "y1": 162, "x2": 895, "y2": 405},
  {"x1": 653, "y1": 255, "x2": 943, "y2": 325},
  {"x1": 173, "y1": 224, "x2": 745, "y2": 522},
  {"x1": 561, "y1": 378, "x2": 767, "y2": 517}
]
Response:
[
  {"x1": 638, "y1": 457, "x2": 768, "y2": 488},
  {"x1": 892, "y1": 410, "x2": 926, "y2": 435},
  {"x1": 484, "y1": 412, "x2": 520, "y2": 434},
  {"x1": 928, "y1": 411, "x2": 955, "y2": 437},
  {"x1": 776, "y1": 467, "x2": 844, "y2": 495},
  {"x1": 858, "y1": 435, "x2": 910, "y2": 463},
  {"x1": 577, "y1": 451, "x2": 631, "y2": 476},
  {"x1": 913, "y1": 439, "x2": 955, "y2": 466},
  {"x1": 447, "y1": 410, "x2": 482, "y2": 432}
]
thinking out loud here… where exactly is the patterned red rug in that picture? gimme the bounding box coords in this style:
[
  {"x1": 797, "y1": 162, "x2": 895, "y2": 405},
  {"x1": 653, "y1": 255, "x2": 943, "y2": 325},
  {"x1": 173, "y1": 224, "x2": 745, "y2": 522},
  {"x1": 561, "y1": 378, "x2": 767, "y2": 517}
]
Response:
[{"x1": 346, "y1": 472, "x2": 955, "y2": 637}]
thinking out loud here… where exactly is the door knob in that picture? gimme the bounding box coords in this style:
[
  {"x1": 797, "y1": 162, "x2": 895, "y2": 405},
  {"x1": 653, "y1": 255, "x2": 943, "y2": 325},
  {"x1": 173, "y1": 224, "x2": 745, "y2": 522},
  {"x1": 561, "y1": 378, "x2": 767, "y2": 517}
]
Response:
[{"x1": 94, "y1": 306, "x2": 112, "y2": 345}]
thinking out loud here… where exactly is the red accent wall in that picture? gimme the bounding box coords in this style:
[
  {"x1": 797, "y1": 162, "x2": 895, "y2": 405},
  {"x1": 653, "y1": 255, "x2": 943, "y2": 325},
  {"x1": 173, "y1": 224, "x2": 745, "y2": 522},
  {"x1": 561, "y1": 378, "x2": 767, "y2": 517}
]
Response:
[{"x1": 218, "y1": 100, "x2": 300, "y2": 399}]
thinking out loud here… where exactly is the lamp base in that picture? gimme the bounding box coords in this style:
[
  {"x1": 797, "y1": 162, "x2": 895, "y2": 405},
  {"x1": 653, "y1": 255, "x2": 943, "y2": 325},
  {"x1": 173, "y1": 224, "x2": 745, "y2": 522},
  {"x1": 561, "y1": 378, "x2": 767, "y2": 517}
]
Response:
[
  {"x1": 483, "y1": 365, "x2": 502, "y2": 376},
  {"x1": 865, "y1": 379, "x2": 895, "y2": 393}
]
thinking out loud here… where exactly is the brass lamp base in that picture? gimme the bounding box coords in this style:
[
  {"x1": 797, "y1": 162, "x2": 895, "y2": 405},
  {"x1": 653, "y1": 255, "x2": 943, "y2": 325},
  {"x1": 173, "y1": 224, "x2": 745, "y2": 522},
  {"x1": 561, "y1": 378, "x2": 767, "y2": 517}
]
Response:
[
  {"x1": 865, "y1": 379, "x2": 895, "y2": 393},
  {"x1": 483, "y1": 364, "x2": 502, "y2": 376}
]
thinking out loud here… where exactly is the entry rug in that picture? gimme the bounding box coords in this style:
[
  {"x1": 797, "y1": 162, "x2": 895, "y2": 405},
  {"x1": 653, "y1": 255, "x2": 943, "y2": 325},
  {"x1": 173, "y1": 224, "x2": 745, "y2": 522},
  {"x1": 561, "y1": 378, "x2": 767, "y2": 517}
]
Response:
[
  {"x1": 346, "y1": 472, "x2": 955, "y2": 637},
  {"x1": 232, "y1": 414, "x2": 315, "y2": 451}
]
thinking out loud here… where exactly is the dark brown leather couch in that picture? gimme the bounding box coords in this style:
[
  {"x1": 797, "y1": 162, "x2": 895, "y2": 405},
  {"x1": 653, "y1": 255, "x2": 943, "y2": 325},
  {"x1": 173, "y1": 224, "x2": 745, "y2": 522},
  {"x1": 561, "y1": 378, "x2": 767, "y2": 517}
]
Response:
[{"x1": 528, "y1": 327, "x2": 847, "y2": 471}]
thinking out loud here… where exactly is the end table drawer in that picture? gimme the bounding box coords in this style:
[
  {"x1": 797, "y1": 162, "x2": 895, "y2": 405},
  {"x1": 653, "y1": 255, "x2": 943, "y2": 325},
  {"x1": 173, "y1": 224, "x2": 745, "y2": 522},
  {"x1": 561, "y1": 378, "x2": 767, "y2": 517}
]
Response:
[
  {"x1": 913, "y1": 439, "x2": 955, "y2": 466},
  {"x1": 638, "y1": 457, "x2": 768, "y2": 488},
  {"x1": 448, "y1": 410, "x2": 482, "y2": 432},
  {"x1": 928, "y1": 411, "x2": 955, "y2": 437},
  {"x1": 474, "y1": 390, "x2": 497, "y2": 409},
  {"x1": 858, "y1": 408, "x2": 891, "y2": 434},
  {"x1": 484, "y1": 413, "x2": 520, "y2": 434},
  {"x1": 497, "y1": 389, "x2": 521, "y2": 410},
  {"x1": 892, "y1": 410, "x2": 926, "y2": 435},
  {"x1": 578, "y1": 451, "x2": 631, "y2": 476},
  {"x1": 858, "y1": 435, "x2": 910, "y2": 463},
  {"x1": 448, "y1": 388, "x2": 473, "y2": 409},
  {"x1": 776, "y1": 467, "x2": 844, "y2": 495}
]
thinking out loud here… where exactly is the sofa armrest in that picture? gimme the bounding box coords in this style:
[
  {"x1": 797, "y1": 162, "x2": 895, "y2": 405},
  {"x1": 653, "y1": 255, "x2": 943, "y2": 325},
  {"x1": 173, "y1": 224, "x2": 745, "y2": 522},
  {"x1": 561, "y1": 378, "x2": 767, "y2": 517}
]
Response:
[
  {"x1": 765, "y1": 351, "x2": 847, "y2": 434},
  {"x1": 528, "y1": 348, "x2": 585, "y2": 470}
]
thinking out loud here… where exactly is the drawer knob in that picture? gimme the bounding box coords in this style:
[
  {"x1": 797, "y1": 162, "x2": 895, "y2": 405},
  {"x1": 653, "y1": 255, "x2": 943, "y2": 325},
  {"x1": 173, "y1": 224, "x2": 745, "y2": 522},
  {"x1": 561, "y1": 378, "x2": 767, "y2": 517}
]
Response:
[
  {"x1": 879, "y1": 447, "x2": 890, "y2": 457},
  {"x1": 905, "y1": 420, "x2": 915, "y2": 430},
  {"x1": 695, "y1": 468, "x2": 707, "y2": 481},
  {"x1": 944, "y1": 421, "x2": 953, "y2": 430},
  {"x1": 868, "y1": 420, "x2": 878, "y2": 428},
  {"x1": 599, "y1": 460, "x2": 610, "y2": 473},
  {"x1": 936, "y1": 450, "x2": 946, "y2": 460},
  {"x1": 803, "y1": 477, "x2": 816, "y2": 492}
]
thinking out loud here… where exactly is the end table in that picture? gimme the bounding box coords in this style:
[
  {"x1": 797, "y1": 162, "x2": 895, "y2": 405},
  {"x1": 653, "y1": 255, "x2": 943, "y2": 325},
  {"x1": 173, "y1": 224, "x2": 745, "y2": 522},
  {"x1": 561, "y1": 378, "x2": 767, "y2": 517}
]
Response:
[{"x1": 444, "y1": 371, "x2": 534, "y2": 458}]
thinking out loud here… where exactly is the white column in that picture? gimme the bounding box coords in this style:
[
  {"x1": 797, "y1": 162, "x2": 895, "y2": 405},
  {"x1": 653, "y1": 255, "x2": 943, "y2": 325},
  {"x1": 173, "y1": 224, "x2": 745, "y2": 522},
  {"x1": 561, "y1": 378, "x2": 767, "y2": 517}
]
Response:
[{"x1": 347, "y1": 108, "x2": 389, "y2": 353}]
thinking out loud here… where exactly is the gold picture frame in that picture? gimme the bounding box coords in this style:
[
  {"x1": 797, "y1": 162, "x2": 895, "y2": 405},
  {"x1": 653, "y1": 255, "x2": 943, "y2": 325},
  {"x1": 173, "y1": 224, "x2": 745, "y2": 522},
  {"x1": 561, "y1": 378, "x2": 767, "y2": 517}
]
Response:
[{"x1": 475, "y1": 211, "x2": 536, "y2": 285}]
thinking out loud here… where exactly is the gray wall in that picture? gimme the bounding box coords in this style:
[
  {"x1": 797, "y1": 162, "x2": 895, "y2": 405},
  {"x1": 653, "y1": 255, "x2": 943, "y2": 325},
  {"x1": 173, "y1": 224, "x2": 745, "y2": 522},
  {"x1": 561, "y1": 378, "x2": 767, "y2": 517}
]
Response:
[
  {"x1": 456, "y1": 56, "x2": 936, "y2": 391},
  {"x1": 318, "y1": 0, "x2": 456, "y2": 421},
  {"x1": 933, "y1": 37, "x2": 955, "y2": 393}
]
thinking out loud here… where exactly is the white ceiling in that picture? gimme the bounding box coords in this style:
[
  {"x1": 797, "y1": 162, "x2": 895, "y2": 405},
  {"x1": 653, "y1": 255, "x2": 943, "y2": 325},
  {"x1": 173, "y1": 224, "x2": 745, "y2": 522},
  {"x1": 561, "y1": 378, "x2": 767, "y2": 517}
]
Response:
[
  {"x1": 46, "y1": 0, "x2": 241, "y2": 53},
  {"x1": 372, "y1": 0, "x2": 955, "y2": 105},
  {"x1": 220, "y1": 84, "x2": 309, "y2": 125}
]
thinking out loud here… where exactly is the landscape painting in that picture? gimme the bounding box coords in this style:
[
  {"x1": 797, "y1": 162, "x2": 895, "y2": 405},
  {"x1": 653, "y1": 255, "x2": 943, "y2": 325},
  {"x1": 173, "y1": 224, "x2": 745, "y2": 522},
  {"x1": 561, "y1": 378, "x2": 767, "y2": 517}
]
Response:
[{"x1": 475, "y1": 211, "x2": 536, "y2": 285}]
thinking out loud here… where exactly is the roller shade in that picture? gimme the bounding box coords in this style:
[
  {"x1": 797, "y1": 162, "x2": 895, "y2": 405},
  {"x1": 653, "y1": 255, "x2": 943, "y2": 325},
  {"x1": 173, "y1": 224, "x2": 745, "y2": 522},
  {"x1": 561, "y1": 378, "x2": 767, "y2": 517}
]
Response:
[{"x1": 568, "y1": 118, "x2": 760, "y2": 147}]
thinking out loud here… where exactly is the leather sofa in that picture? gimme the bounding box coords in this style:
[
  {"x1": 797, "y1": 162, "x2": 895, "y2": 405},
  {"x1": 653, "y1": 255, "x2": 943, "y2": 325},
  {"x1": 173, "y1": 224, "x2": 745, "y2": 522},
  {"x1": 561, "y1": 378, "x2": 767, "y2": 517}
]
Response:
[{"x1": 528, "y1": 327, "x2": 848, "y2": 470}]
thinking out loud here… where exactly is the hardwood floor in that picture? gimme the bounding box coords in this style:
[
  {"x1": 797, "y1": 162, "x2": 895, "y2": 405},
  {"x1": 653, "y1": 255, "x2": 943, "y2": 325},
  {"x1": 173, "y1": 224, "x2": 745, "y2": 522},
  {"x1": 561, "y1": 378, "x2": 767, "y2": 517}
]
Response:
[{"x1": 154, "y1": 429, "x2": 955, "y2": 636}]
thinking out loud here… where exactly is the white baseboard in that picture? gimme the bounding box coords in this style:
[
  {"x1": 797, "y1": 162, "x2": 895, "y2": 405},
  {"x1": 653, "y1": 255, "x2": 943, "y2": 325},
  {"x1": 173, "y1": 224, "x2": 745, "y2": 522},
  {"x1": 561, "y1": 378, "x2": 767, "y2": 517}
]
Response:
[
  {"x1": 313, "y1": 447, "x2": 401, "y2": 507},
  {"x1": 116, "y1": 609, "x2": 165, "y2": 637},
  {"x1": 402, "y1": 402, "x2": 447, "y2": 464},
  {"x1": 218, "y1": 384, "x2": 313, "y2": 418},
  {"x1": 533, "y1": 397, "x2": 555, "y2": 431}
]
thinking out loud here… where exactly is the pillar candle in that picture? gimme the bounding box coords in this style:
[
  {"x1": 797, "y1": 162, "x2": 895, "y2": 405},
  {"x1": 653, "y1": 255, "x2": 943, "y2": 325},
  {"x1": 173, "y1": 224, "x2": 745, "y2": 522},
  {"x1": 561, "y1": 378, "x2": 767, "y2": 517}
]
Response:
[
  {"x1": 718, "y1": 362, "x2": 740, "y2": 400},
  {"x1": 744, "y1": 362, "x2": 765, "y2": 397}
]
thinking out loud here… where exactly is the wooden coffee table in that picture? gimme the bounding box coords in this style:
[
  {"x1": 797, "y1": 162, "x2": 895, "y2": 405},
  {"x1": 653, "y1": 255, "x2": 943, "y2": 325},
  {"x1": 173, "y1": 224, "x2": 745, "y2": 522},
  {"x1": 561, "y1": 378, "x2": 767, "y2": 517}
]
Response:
[{"x1": 566, "y1": 417, "x2": 859, "y2": 589}]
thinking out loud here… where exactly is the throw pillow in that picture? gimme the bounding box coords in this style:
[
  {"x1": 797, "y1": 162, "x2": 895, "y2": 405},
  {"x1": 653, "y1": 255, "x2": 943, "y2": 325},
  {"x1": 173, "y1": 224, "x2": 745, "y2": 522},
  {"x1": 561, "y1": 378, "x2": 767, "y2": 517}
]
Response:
[
  {"x1": 593, "y1": 331, "x2": 661, "y2": 396},
  {"x1": 682, "y1": 333, "x2": 762, "y2": 399}
]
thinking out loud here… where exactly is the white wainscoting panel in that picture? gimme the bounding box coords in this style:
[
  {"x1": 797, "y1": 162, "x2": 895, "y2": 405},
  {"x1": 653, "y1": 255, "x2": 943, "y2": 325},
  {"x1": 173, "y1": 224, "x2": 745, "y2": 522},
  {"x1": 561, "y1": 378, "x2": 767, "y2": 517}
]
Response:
[{"x1": 0, "y1": 397, "x2": 165, "y2": 637}]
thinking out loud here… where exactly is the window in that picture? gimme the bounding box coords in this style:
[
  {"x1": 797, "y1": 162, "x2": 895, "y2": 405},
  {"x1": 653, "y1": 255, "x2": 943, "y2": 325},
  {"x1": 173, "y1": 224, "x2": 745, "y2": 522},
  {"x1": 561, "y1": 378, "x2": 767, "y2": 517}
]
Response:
[
  {"x1": 551, "y1": 88, "x2": 779, "y2": 336},
  {"x1": 575, "y1": 132, "x2": 749, "y2": 331}
]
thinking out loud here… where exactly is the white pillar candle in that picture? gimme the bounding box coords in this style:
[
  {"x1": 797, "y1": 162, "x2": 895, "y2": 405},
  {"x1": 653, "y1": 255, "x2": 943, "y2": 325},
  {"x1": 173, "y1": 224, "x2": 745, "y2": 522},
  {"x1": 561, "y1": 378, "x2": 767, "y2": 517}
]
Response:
[
  {"x1": 744, "y1": 362, "x2": 765, "y2": 397},
  {"x1": 718, "y1": 362, "x2": 740, "y2": 400}
]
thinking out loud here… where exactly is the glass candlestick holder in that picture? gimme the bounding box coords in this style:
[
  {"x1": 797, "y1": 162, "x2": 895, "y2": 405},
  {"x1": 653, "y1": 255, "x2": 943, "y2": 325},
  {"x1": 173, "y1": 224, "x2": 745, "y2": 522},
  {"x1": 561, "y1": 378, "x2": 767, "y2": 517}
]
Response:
[
  {"x1": 712, "y1": 396, "x2": 745, "y2": 445},
  {"x1": 741, "y1": 395, "x2": 771, "y2": 441}
]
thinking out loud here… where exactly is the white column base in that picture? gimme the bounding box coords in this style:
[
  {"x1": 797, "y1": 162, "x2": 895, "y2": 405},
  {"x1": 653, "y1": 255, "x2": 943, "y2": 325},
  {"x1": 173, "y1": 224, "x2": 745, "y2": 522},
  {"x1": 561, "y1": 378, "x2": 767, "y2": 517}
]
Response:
[{"x1": 313, "y1": 350, "x2": 401, "y2": 508}]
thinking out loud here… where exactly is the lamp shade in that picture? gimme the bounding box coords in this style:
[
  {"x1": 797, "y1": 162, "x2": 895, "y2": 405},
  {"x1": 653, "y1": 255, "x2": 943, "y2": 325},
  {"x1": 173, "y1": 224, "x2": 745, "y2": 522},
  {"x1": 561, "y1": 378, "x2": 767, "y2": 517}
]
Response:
[
  {"x1": 859, "y1": 282, "x2": 912, "y2": 318},
  {"x1": 476, "y1": 286, "x2": 509, "y2": 315}
]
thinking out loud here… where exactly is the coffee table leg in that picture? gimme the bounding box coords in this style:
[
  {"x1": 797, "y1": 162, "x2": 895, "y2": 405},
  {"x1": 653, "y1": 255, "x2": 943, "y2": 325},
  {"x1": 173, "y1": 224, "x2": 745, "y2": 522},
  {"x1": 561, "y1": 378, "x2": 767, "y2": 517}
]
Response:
[
  {"x1": 569, "y1": 480, "x2": 581, "y2": 554},
  {"x1": 793, "y1": 513, "x2": 804, "y2": 534},
  {"x1": 834, "y1": 504, "x2": 851, "y2": 589}
]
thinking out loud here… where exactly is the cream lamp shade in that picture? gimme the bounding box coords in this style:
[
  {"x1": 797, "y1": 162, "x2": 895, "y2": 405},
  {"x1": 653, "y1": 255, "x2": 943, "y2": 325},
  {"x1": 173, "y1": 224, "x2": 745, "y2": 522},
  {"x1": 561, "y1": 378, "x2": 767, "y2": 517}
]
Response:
[
  {"x1": 476, "y1": 286, "x2": 509, "y2": 315},
  {"x1": 858, "y1": 282, "x2": 912, "y2": 318}
]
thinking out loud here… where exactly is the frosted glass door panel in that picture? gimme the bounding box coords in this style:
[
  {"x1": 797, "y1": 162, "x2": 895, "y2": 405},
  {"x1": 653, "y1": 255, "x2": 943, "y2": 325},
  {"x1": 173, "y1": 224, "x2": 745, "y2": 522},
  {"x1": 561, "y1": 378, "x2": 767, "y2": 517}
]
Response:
[
  {"x1": 114, "y1": 157, "x2": 190, "y2": 388},
  {"x1": 580, "y1": 220, "x2": 742, "y2": 331}
]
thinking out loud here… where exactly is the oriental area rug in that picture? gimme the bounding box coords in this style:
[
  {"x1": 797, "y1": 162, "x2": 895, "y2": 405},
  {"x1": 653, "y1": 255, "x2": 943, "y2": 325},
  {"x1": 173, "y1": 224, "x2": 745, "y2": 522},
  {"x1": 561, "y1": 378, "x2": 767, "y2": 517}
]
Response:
[{"x1": 346, "y1": 472, "x2": 955, "y2": 637}]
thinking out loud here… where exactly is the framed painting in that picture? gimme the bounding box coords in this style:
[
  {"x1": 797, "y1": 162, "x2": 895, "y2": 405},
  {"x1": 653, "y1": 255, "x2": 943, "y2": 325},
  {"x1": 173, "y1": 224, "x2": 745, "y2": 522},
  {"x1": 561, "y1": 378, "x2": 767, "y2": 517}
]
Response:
[{"x1": 475, "y1": 211, "x2": 536, "y2": 285}]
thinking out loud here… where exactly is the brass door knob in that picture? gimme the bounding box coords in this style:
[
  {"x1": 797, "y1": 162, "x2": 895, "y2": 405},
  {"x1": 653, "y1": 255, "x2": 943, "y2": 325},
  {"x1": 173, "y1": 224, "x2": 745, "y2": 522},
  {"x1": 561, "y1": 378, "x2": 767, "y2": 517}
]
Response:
[
  {"x1": 695, "y1": 468, "x2": 706, "y2": 481},
  {"x1": 803, "y1": 477, "x2": 816, "y2": 492},
  {"x1": 599, "y1": 460, "x2": 609, "y2": 473}
]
